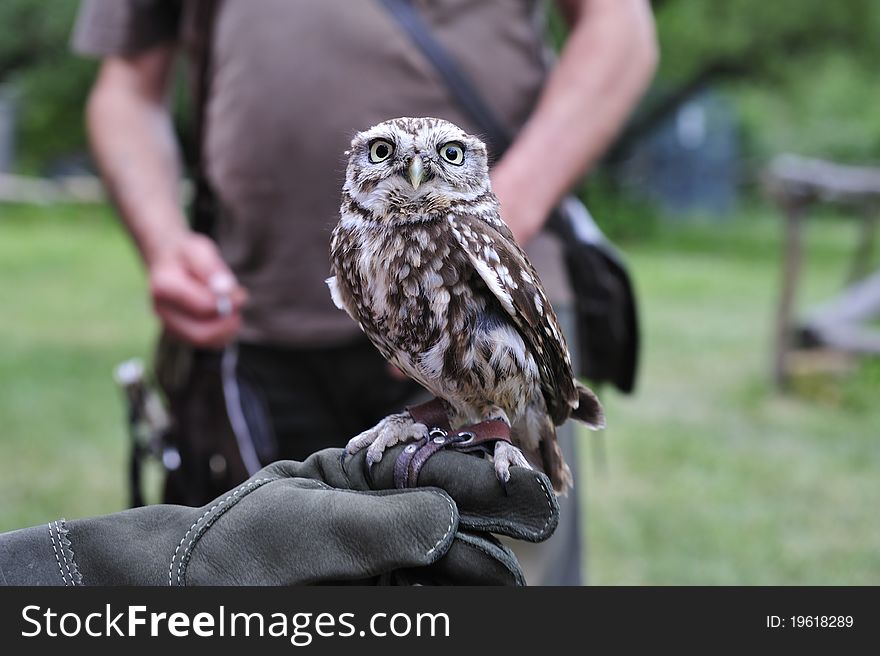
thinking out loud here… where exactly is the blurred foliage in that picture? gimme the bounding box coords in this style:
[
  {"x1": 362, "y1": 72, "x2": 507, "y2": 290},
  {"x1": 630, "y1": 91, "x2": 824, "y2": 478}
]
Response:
[
  {"x1": 0, "y1": 0, "x2": 95, "y2": 174},
  {"x1": 645, "y1": 0, "x2": 880, "y2": 163},
  {"x1": 734, "y1": 52, "x2": 880, "y2": 162},
  {"x1": 583, "y1": 171, "x2": 662, "y2": 242},
  {"x1": 0, "y1": 0, "x2": 878, "y2": 172},
  {"x1": 654, "y1": 0, "x2": 880, "y2": 83},
  {"x1": 0, "y1": 1, "x2": 81, "y2": 75}
]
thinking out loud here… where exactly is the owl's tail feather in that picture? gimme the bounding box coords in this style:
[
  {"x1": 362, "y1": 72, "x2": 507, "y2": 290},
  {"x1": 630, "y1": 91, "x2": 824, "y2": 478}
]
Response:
[
  {"x1": 517, "y1": 417, "x2": 572, "y2": 494},
  {"x1": 536, "y1": 419, "x2": 573, "y2": 495},
  {"x1": 571, "y1": 381, "x2": 605, "y2": 430}
]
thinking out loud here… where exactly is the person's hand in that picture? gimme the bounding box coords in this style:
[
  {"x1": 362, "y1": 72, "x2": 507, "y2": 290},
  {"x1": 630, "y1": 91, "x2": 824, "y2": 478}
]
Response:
[
  {"x1": 0, "y1": 446, "x2": 558, "y2": 586},
  {"x1": 148, "y1": 232, "x2": 248, "y2": 348}
]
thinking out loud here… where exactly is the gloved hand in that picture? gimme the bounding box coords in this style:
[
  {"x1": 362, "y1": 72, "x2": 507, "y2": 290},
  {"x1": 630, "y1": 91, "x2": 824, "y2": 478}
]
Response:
[{"x1": 0, "y1": 446, "x2": 558, "y2": 586}]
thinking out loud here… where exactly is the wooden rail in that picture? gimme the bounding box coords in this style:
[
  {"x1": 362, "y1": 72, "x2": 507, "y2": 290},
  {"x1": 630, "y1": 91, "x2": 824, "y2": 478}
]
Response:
[{"x1": 763, "y1": 155, "x2": 880, "y2": 389}]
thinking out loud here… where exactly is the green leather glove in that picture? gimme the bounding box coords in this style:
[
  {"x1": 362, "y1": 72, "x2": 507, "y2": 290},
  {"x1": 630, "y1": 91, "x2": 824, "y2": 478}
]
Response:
[{"x1": 0, "y1": 446, "x2": 558, "y2": 586}]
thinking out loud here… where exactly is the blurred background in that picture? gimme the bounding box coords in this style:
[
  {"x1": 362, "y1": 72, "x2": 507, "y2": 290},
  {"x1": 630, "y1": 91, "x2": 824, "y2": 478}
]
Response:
[{"x1": 1, "y1": 0, "x2": 878, "y2": 584}]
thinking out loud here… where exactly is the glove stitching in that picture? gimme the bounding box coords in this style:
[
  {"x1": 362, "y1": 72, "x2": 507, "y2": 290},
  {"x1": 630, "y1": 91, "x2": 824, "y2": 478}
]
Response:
[
  {"x1": 458, "y1": 474, "x2": 556, "y2": 541},
  {"x1": 535, "y1": 475, "x2": 555, "y2": 535},
  {"x1": 53, "y1": 520, "x2": 80, "y2": 586},
  {"x1": 172, "y1": 477, "x2": 274, "y2": 586},
  {"x1": 48, "y1": 522, "x2": 69, "y2": 586},
  {"x1": 300, "y1": 481, "x2": 456, "y2": 560},
  {"x1": 169, "y1": 477, "x2": 274, "y2": 586},
  {"x1": 425, "y1": 491, "x2": 456, "y2": 558}
]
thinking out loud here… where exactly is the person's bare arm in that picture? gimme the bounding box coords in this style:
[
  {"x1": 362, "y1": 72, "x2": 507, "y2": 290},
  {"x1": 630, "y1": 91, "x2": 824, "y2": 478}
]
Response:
[
  {"x1": 491, "y1": 0, "x2": 658, "y2": 244},
  {"x1": 86, "y1": 45, "x2": 246, "y2": 347}
]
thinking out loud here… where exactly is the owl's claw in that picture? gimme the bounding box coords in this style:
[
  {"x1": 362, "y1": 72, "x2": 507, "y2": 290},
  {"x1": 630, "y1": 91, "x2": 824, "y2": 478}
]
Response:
[
  {"x1": 472, "y1": 408, "x2": 530, "y2": 490},
  {"x1": 492, "y1": 441, "x2": 533, "y2": 489},
  {"x1": 344, "y1": 412, "x2": 428, "y2": 471}
]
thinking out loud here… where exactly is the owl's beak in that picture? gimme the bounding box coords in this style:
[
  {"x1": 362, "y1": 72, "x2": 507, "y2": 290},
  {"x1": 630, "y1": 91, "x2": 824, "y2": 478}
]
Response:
[{"x1": 407, "y1": 155, "x2": 425, "y2": 190}]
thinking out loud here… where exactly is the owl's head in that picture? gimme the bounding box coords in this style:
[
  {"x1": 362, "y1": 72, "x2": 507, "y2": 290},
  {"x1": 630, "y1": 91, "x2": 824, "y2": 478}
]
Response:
[{"x1": 343, "y1": 117, "x2": 491, "y2": 222}]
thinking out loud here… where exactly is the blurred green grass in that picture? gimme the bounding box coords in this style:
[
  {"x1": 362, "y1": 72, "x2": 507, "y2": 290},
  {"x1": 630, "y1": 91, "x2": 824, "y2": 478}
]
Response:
[
  {"x1": 0, "y1": 203, "x2": 154, "y2": 530},
  {"x1": 1, "y1": 202, "x2": 878, "y2": 584},
  {"x1": 584, "y1": 207, "x2": 880, "y2": 584}
]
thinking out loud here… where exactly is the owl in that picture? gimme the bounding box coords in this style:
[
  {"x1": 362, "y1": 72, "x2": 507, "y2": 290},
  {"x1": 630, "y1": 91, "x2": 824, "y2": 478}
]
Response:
[{"x1": 327, "y1": 117, "x2": 603, "y2": 493}]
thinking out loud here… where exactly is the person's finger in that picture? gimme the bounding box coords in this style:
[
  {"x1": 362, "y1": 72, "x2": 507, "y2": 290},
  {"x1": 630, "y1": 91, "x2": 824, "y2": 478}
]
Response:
[
  {"x1": 407, "y1": 531, "x2": 524, "y2": 586},
  {"x1": 151, "y1": 256, "x2": 247, "y2": 318},
  {"x1": 150, "y1": 265, "x2": 221, "y2": 319},
  {"x1": 183, "y1": 481, "x2": 460, "y2": 584},
  {"x1": 207, "y1": 270, "x2": 248, "y2": 317},
  {"x1": 182, "y1": 237, "x2": 249, "y2": 314},
  {"x1": 183, "y1": 234, "x2": 239, "y2": 289},
  {"x1": 157, "y1": 301, "x2": 242, "y2": 348}
]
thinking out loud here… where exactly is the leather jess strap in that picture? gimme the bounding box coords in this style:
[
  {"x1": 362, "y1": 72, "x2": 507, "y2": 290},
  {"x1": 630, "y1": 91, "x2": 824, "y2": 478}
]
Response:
[
  {"x1": 395, "y1": 399, "x2": 512, "y2": 489},
  {"x1": 406, "y1": 398, "x2": 452, "y2": 433},
  {"x1": 378, "y1": 0, "x2": 512, "y2": 157}
]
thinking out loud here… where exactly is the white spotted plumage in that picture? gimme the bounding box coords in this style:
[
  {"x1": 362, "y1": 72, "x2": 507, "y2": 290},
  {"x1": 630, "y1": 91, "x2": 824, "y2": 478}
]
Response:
[{"x1": 328, "y1": 117, "x2": 604, "y2": 492}]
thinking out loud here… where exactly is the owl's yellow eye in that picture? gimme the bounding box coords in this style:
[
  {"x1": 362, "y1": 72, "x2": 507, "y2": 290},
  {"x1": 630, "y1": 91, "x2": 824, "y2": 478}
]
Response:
[
  {"x1": 438, "y1": 142, "x2": 465, "y2": 165},
  {"x1": 369, "y1": 139, "x2": 395, "y2": 163}
]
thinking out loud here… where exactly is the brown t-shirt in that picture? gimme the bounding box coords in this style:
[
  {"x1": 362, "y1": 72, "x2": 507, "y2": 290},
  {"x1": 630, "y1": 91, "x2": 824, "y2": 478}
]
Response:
[{"x1": 73, "y1": 0, "x2": 569, "y2": 347}]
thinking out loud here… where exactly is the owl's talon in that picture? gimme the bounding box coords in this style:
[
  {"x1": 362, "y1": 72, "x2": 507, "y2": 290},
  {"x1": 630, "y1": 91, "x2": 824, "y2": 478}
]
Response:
[
  {"x1": 365, "y1": 447, "x2": 383, "y2": 471},
  {"x1": 344, "y1": 412, "x2": 428, "y2": 476},
  {"x1": 492, "y1": 441, "x2": 532, "y2": 489},
  {"x1": 498, "y1": 470, "x2": 511, "y2": 496}
]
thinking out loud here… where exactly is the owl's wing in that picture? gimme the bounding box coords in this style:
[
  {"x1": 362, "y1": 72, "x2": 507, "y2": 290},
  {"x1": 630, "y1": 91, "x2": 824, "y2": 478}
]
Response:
[
  {"x1": 328, "y1": 227, "x2": 368, "y2": 326},
  {"x1": 447, "y1": 213, "x2": 578, "y2": 424}
]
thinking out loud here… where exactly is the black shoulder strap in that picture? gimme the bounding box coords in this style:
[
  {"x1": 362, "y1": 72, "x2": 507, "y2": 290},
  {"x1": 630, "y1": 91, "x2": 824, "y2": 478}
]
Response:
[
  {"x1": 380, "y1": 0, "x2": 579, "y2": 236},
  {"x1": 189, "y1": 0, "x2": 221, "y2": 236},
  {"x1": 378, "y1": 0, "x2": 512, "y2": 158}
]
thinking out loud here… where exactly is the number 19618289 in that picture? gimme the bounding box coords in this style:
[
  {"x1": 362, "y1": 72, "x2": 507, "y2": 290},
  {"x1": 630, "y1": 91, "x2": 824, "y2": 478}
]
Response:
[{"x1": 767, "y1": 616, "x2": 854, "y2": 628}]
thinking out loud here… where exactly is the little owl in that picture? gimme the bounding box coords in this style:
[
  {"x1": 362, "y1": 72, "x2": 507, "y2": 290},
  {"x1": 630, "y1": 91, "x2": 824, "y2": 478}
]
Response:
[{"x1": 327, "y1": 117, "x2": 603, "y2": 493}]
